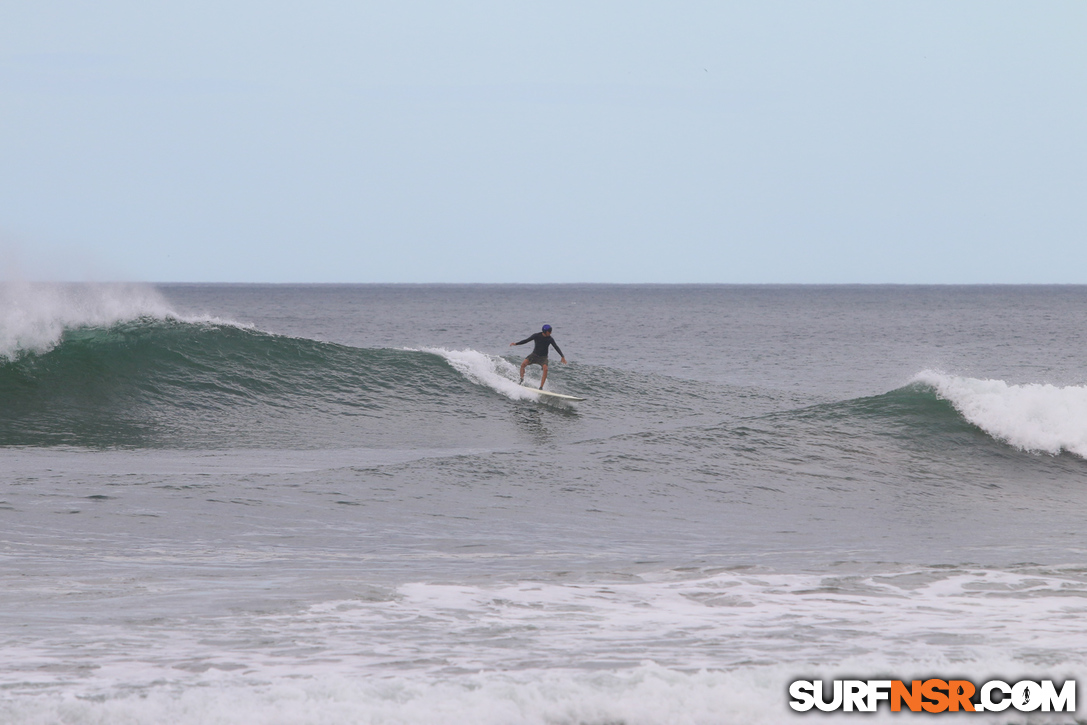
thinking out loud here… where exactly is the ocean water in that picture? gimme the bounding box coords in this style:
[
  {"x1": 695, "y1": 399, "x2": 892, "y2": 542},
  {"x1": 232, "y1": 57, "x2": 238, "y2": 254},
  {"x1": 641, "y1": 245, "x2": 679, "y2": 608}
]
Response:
[{"x1": 1, "y1": 282, "x2": 1085, "y2": 724}]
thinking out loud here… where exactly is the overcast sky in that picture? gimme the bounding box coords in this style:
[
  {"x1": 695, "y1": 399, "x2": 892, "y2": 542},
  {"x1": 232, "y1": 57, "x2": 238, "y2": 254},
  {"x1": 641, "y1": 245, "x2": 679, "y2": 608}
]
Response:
[{"x1": 1, "y1": 2, "x2": 1084, "y2": 283}]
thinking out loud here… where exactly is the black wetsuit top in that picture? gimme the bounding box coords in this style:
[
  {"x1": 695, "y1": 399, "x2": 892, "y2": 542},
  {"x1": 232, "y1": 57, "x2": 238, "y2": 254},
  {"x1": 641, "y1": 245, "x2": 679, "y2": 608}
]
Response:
[{"x1": 514, "y1": 332, "x2": 564, "y2": 359}]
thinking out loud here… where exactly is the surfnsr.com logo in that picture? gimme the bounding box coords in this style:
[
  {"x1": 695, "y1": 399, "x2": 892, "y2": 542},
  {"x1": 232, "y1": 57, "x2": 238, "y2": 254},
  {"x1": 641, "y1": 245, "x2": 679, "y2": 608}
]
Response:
[{"x1": 789, "y1": 679, "x2": 1076, "y2": 713}]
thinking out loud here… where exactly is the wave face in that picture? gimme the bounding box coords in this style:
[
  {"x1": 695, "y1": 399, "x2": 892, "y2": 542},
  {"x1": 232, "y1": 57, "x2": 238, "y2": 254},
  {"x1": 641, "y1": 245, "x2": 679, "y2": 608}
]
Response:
[
  {"x1": 913, "y1": 370, "x2": 1087, "y2": 458},
  {"x1": 0, "y1": 318, "x2": 485, "y2": 448}
]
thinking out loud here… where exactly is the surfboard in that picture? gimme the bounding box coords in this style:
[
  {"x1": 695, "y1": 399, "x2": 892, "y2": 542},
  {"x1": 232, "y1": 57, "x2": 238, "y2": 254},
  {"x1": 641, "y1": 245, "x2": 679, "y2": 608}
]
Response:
[{"x1": 521, "y1": 384, "x2": 586, "y2": 401}]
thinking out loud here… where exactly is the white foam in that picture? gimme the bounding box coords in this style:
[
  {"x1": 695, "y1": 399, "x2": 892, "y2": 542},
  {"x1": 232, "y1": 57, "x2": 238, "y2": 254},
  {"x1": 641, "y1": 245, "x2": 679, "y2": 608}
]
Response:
[
  {"x1": 3, "y1": 663, "x2": 1073, "y2": 725},
  {"x1": 2, "y1": 568, "x2": 1084, "y2": 723},
  {"x1": 0, "y1": 281, "x2": 241, "y2": 360},
  {"x1": 914, "y1": 370, "x2": 1087, "y2": 458},
  {"x1": 421, "y1": 347, "x2": 572, "y2": 403},
  {"x1": 0, "y1": 665, "x2": 810, "y2": 725}
]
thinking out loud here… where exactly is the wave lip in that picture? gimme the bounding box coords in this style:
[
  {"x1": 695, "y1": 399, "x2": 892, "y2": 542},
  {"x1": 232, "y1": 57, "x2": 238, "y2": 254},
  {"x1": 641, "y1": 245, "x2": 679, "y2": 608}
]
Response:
[
  {"x1": 913, "y1": 370, "x2": 1087, "y2": 458},
  {"x1": 0, "y1": 281, "x2": 240, "y2": 360}
]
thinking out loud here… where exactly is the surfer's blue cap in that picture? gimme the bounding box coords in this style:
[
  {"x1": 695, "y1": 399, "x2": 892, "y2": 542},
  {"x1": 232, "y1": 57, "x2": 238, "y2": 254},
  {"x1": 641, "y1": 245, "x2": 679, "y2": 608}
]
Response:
[{"x1": 542, "y1": 324, "x2": 552, "y2": 332}]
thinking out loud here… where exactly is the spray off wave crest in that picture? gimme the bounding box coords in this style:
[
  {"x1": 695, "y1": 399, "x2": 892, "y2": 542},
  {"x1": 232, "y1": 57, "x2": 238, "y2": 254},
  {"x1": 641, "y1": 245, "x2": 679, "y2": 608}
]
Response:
[
  {"x1": 913, "y1": 370, "x2": 1087, "y2": 458},
  {"x1": 0, "y1": 281, "x2": 237, "y2": 360},
  {"x1": 422, "y1": 347, "x2": 578, "y2": 404}
]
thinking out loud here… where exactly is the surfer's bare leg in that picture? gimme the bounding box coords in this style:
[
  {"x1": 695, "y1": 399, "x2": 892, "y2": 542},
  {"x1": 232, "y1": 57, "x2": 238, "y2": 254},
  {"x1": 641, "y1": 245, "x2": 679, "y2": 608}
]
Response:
[
  {"x1": 539, "y1": 363, "x2": 548, "y2": 389},
  {"x1": 519, "y1": 358, "x2": 529, "y2": 383}
]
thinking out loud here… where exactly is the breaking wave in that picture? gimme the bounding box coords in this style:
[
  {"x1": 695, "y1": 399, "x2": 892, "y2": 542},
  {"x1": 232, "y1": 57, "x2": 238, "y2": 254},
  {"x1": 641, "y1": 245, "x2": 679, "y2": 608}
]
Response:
[
  {"x1": 0, "y1": 318, "x2": 476, "y2": 447},
  {"x1": 2, "y1": 287, "x2": 1084, "y2": 463},
  {"x1": 912, "y1": 370, "x2": 1087, "y2": 458},
  {"x1": 0, "y1": 281, "x2": 222, "y2": 360}
]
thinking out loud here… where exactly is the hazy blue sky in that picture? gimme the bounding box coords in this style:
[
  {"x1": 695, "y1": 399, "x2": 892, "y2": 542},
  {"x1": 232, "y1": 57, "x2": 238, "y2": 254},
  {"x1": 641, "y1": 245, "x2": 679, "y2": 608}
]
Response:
[{"x1": 1, "y1": 2, "x2": 1084, "y2": 283}]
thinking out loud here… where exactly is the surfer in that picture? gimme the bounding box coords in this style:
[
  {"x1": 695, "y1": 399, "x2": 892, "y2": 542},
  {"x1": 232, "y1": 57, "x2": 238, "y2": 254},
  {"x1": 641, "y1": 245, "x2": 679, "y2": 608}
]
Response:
[{"x1": 509, "y1": 325, "x2": 567, "y2": 389}]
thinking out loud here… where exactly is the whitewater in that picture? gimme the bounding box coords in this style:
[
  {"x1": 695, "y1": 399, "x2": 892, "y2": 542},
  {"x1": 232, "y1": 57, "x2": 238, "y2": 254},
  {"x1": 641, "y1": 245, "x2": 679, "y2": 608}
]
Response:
[
  {"x1": 915, "y1": 370, "x2": 1087, "y2": 458},
  {"x1": 2, "y1": 283, "x2": 1086, "y2": 723}
]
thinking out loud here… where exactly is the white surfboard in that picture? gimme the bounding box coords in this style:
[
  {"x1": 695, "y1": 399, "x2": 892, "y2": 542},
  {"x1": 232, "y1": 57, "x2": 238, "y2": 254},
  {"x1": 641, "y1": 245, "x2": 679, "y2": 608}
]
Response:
[{"x1": 521, "y1": 384, "x2": 586, "y2": 401}]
